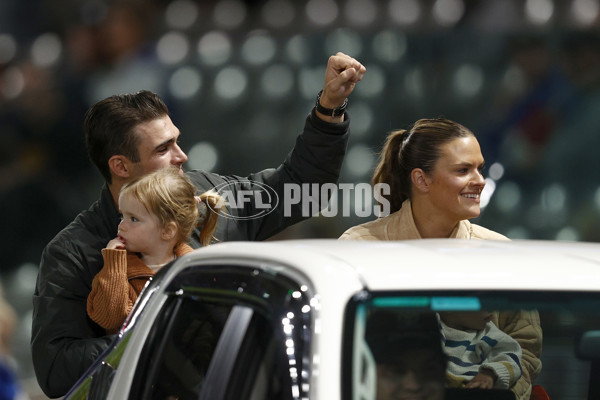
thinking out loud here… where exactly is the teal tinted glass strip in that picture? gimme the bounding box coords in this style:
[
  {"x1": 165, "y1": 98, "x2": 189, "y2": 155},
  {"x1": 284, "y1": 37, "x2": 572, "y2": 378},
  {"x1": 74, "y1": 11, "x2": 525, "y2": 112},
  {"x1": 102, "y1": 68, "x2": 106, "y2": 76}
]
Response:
[
  {"x1": 431, "y1": 297, "x2": 481, "y2": 311},
  {"x1": 372, "y1": 297, "x2": 430, "y2": 308}
]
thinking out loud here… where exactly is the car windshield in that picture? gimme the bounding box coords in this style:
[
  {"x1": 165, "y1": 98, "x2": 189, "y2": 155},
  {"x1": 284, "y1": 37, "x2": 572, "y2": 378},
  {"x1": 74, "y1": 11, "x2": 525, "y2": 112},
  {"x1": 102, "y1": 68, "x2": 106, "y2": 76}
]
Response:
[{"x1": 346, "y1": 290, "x2": 600, "y2": 400}]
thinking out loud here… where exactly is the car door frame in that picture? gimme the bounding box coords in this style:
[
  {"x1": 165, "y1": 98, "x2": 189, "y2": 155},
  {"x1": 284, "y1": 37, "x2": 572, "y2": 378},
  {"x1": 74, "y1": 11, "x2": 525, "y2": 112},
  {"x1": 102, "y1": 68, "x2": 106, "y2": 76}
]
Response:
[{"x1": 126, "y1": 260, "x2": 316, "y2": 400}]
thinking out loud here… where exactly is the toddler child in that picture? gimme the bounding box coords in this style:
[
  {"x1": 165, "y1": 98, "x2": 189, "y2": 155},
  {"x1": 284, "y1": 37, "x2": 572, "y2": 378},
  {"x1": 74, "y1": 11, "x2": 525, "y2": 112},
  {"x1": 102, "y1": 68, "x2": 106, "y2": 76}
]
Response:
[{"x1": 87, "y1": 167, "x2": 221, "y2": 333}]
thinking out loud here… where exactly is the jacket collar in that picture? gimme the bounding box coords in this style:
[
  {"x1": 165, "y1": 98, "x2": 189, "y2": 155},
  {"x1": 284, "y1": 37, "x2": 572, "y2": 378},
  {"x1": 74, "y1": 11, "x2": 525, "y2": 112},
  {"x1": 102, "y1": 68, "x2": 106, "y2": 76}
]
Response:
[
  {"x1": 386, "y1": 199, "x2": 472, "y2": 240},
  {"x1": 99, "y1": 184, "x2": 121, "y2": 231}
]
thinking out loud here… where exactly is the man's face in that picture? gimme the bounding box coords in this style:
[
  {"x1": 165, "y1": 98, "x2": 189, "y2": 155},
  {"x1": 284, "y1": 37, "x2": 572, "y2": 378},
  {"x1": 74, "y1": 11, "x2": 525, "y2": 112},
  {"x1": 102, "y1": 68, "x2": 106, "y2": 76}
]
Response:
[{"x1": 129, "y1": 115, "x2": 188, "y2": 178}]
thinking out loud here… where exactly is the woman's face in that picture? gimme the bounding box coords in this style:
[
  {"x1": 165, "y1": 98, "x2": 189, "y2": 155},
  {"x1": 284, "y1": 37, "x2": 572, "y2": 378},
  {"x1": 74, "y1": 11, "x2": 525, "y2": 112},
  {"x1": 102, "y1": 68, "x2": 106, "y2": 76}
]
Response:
[{"x1": 425, "y1": 135, "x2": 485, "y2": 222}]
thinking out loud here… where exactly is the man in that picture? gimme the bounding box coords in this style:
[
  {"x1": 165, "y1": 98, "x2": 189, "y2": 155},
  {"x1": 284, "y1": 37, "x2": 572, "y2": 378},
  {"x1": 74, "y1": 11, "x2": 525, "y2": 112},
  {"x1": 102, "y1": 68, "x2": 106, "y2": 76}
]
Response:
[{"x1": 32, "y1": 52, "x2": 366, "y2": 397}]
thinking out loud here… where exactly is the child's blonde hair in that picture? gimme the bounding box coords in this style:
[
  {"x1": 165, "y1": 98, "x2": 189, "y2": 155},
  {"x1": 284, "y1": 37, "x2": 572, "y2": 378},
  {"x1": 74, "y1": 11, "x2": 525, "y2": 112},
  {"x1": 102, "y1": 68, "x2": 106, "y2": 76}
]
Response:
[{"x1": 121, "y1": 167, "x2": 221, "y2": 246}]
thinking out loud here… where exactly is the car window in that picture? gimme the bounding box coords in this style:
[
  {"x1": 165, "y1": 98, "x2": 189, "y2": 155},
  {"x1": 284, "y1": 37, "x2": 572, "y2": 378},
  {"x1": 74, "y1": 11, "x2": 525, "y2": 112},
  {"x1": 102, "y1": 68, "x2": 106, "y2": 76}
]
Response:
[
  {"x1": 138, "y1": 296, "x2": 231, "y2": 400},
  {"x1": 344, "y1": 290, "x2": 600, "y2": 400},
  {"x1": 130, "y1": 264, "x2": 313, "y2": 400}
]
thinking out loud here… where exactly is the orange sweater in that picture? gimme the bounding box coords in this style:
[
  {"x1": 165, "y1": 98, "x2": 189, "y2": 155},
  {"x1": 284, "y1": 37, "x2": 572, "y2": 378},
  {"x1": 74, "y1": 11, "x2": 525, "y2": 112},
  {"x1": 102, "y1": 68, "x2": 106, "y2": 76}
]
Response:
[{"x1": 87, "y1": 243, "x2": 193, "y2": 334}]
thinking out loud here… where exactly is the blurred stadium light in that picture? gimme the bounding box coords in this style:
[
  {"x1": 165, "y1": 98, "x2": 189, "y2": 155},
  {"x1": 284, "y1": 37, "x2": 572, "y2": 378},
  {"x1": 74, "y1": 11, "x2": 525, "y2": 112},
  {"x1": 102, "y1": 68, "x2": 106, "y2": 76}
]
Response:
[{"x1": 2, "y1": 1, "x2": 600, "y2": 396}]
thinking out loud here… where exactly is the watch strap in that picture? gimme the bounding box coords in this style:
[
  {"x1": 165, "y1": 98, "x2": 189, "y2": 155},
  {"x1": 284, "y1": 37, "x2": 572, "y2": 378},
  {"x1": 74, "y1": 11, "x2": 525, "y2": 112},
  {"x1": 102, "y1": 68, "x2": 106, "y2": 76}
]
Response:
[{"x1": 315, "y1": 90, "x2": 348, "y2": 117}]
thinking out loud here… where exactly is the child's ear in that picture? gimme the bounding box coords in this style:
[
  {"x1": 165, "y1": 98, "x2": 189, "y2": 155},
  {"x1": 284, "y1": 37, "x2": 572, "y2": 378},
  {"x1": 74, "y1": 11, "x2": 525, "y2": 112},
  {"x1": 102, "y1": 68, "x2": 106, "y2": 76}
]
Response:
[
  {"x1": 161, "y1": 222, "x2": 177, "y2": 241},
  {"x1": 411, "y1": 168, "x2": 431, "y2": 193}
]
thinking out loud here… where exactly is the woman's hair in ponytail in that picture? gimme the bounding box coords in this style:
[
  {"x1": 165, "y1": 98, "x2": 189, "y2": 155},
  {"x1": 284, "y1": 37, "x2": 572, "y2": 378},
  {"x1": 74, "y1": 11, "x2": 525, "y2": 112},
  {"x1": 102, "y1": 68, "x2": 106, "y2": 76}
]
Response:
[
  {"x1": 372, "y1": 129, "x2": 409, "y2": 214},
  {"x1": 372, "y1": 118, "x2": 475, "y2": 213},
  {"x1": 120, "y1": 167, "x2": 222, "y2": 247}
]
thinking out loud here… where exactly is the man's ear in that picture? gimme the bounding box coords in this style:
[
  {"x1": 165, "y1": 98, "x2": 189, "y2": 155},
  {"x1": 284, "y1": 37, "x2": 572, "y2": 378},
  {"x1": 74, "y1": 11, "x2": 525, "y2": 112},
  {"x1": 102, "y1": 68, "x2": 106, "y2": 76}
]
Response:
[
  {"x1": 161, "y1": 222, "x2": 177, "y2": 241},
  {"x1": 411, "y1": 168, "x2": 431, "y2": 193},
  {"x1": 108, "y1": 155, "x2": 132, "y2": 179}
]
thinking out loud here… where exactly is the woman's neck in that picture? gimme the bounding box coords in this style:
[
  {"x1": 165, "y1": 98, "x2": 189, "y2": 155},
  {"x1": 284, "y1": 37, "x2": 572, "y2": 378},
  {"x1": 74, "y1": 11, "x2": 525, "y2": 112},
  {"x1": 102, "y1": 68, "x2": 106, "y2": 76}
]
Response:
[{"x1": 411, "y1": 200, "x2": 458, "y2": 239}]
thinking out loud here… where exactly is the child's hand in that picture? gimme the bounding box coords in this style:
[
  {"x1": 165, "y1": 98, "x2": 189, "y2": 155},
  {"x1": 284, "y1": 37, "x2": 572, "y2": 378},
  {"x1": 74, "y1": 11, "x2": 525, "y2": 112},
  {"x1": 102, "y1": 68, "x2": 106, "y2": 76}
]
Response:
[
  {"x1": 106, "y1": 236, "x2": 126, "y2": 250},
  {"x1": 465, "y1": 370, "x2": 495, "y2": 389}
]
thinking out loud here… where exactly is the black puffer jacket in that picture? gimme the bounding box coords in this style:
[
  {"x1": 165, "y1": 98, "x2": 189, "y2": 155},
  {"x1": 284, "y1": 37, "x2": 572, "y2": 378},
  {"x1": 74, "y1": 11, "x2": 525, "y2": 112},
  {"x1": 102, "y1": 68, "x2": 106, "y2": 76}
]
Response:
[{"x1": 31, "y1": 110, "x2": 349, "y2": 398}]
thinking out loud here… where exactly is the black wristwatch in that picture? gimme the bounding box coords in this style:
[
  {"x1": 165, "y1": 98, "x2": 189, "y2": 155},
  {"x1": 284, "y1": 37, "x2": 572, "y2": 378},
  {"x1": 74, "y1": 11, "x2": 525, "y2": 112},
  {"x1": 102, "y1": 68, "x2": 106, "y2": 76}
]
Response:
[{"x1": 315, "y1": 90, "x2": 348, "y2": 117}]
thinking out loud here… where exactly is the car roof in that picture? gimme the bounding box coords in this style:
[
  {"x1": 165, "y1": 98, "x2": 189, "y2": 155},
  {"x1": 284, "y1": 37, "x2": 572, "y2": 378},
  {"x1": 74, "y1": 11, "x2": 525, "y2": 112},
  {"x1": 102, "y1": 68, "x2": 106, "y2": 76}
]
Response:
[{"x1": 178, "y1": 238, "x2": 600, "y2": 292}]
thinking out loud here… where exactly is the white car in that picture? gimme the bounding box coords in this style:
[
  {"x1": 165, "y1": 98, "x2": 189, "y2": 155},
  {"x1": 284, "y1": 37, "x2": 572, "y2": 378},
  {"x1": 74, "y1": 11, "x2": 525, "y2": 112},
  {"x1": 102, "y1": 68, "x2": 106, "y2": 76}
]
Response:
[{"x1": 64, "y1": 239, "x2": 600, "y2": 400}]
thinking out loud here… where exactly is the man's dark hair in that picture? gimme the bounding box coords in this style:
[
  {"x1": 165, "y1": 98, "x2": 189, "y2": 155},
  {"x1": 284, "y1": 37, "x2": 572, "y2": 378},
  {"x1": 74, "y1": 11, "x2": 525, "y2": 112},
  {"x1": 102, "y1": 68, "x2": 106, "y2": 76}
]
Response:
[{"x1": 84, "y1": 90, "x2": 169, "y2": 184}]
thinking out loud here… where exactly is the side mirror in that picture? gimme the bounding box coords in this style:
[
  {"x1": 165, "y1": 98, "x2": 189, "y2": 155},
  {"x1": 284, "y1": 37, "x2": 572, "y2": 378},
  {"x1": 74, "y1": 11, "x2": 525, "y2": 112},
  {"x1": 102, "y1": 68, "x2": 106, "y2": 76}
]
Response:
[
  {"x1": 576, "y1": 330, "x2": 600, "y2": 360},
  {"x1": 575, "y1": 330, "x2": 600, "y2": 400}
]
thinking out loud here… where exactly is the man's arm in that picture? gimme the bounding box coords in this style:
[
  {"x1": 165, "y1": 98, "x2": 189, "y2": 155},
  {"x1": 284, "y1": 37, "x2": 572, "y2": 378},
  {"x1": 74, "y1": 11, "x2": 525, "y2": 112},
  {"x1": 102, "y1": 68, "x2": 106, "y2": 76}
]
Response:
[
  {"x1": 32, "y1": 239, "x2": 114, "y2": 398},
  {"x1": 314, "y1": 52, "x2": 366, "y2": 124},
  {"x1": 187, "y1": 111, "x2": 349, "y2": 243},
  {"x1": 187, "y1": 53, "x2": 366, "y2": 243}
]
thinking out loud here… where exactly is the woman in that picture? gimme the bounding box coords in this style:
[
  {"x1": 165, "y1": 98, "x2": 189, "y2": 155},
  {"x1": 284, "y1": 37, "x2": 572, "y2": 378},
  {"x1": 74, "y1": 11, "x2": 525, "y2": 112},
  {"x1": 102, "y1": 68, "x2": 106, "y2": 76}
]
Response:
[{"x1": 340, "y1": 118, "x2": 542, "y2": 400}]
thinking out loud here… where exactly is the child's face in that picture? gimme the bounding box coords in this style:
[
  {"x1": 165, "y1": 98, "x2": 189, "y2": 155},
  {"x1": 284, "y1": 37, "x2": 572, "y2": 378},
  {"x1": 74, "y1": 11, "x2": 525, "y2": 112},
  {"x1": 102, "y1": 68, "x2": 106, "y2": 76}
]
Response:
[
  {"x1": 376, "y1": 348, "x2": 445, "y2": 400},
  {"x1": 440, "y1": 311, "x2": 493, "y2": 331},
  {"x1": 117, "y1": 192, "x2": 164, "y2": 254}
]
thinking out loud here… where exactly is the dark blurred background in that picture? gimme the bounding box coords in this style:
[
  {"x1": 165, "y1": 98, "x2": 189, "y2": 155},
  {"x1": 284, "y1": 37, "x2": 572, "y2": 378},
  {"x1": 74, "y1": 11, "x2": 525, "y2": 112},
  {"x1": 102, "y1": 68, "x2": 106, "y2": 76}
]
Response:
[{"x1": 2, "y1": 0, "x2": 600, "y2": 397}]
